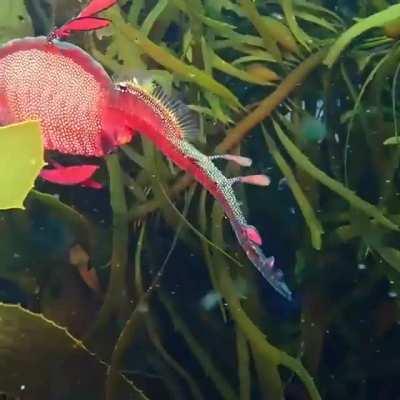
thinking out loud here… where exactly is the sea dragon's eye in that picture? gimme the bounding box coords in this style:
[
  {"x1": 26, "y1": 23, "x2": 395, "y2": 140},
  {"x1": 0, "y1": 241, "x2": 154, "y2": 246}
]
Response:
[{"x1": 116, "y1": 82, "x2": 128, "y2": 92}]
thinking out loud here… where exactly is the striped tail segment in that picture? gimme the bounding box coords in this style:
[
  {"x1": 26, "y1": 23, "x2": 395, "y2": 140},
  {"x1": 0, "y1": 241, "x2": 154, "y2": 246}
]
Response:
[
  {"x1": 232, "y1": 221, "x2": 292, "y2": 300},
  {"x1": 178, "y1": 142, "x2": 293, "y2": 301}
]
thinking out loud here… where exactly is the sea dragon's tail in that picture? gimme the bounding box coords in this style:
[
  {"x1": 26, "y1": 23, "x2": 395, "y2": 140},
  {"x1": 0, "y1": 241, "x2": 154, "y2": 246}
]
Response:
[
  {"x1": 180, "y1": 141, "x2": 293, "y2": 301},
  {"x1": 115, "y1": 80, "x2": 292, "y2": 301},
  {"x1": 231, "y1": 220, "x2": 292, "y2": 300}
]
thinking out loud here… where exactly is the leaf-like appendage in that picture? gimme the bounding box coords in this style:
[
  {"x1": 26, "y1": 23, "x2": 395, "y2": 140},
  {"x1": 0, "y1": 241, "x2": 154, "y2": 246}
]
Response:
[
  {"x1": 0, "y1": 303, "x2": 149, "y2": 399},
  {"x1": 0, "y1": 121, "x2": 45, "y2": 210}
]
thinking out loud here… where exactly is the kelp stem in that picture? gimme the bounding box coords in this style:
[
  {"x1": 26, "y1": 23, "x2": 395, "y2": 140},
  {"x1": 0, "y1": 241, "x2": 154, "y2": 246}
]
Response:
[
  {"x1": 216, "y1": 48, "x2": 327, "y2": 153},
  {"x1": 236, "y1": 328, "x2": 251, "y2": 400},
  {"x1": 273, "y1": 120, "x2": 398, "y2": 231},
  {"x1": 262, "y1": 125, "x2": 324, "y2": 250},
  {"x1": 160, "y1": 292, "x2": 239, "y2": 400},
  {"x1": 105, "y1": 299, "x2": 147, "y2": 400},
  {"x1": 238, "y1": 0, "x2": 281, "y2": 59},
  {"x1": 146, "y1": 315, "x2": 205, "y2": 400},
  {"x1": 213, "y1": 211, "x2": 321, "y2": 400},
  {"x1": 324, "y1": 4, "x2": 400, "y2": 67},
  {"x1": 279, "y1": 352, "x2": 321, "y2": 399},
  {"x1": 129, "y1": 49, "x2": 327, "y2": 221},
  {"x1": 106, "y1": 7, "x2": 240, "y2": 108},
  {"x1": 89, "y1": 155, "x2": 129, "y2": 337},
  {"x1": 211, "y1": 205, "x2": 321, "y2": 400}
]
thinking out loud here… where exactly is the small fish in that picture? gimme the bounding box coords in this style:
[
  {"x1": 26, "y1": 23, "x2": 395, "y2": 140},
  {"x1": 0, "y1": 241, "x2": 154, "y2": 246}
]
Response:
[{"x1": 0, "y1": 0, "x2": 291, "y2": 300}]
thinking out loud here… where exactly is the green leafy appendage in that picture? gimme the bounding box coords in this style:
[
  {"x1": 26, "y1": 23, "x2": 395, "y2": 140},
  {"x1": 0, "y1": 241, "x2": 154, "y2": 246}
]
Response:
[{"x1": 0, "y1": 120, "x2": 45, "y2": 210}]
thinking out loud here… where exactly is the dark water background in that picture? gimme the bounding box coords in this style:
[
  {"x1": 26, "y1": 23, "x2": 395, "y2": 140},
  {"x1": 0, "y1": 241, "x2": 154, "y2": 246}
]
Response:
[{"x1": 1, "y1": 0, "x2": 400, "y2": 399}]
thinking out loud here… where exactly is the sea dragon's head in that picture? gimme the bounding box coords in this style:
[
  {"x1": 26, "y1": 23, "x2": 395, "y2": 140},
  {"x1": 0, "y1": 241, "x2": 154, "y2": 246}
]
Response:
[
  {"x1": 98, "y1": 78, "x2": 156, "y2": 152},
  {"x1": 100, "y1": 78, "x2": 155, "y2": 150},
  {"x1": 107, "y1": 76, "x2": 198, "y2": 148}
]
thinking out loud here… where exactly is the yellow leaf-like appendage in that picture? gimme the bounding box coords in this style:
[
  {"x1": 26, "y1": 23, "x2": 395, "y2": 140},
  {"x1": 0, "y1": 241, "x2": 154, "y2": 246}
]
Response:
[{"x1": 0, "y1": 120, "x2": 45, "y2": 210}]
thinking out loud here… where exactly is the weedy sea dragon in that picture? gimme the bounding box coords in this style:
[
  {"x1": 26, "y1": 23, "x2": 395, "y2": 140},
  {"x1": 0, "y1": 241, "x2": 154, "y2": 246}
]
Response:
[{"x1": 0, "y1": 0, "x2": 292, "y2": 300}]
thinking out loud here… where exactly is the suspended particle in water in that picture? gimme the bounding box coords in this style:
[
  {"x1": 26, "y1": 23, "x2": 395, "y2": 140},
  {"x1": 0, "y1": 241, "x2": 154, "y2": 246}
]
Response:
[
  {"x1": 334, "y1": 133, "x2": 340, "y2": 143},
  {"x1": 278, "y1": 177, "x2": 288, "y2": 191}
]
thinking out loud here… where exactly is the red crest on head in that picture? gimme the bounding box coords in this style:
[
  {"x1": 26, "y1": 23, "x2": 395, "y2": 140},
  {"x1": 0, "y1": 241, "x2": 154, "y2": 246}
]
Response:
[
  {"x1": 49, "y1": 0, "x2": 118, "y2": 41},
  {"x1": 78, "y1": 0, "x2": 118, "y2": 18}
]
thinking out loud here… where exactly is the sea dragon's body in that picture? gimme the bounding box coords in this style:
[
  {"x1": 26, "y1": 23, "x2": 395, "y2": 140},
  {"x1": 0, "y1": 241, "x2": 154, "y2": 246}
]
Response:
[{"x1": 0, "y1": 0, "x2": 291, "y2": 299}]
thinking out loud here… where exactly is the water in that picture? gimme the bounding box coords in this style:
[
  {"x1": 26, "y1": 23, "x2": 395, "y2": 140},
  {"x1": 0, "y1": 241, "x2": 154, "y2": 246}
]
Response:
[{"x1": 1, "y1": 0, "x2": 400, "y2": 399}]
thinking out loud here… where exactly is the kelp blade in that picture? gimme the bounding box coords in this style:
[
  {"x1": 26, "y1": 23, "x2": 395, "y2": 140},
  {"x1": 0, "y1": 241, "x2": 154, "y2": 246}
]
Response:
[
  {"x1": 324, "y1": 4, "x2": 400, "y2": 67},
  {"x1": 273, "y1": 120, "x2": 398, "y2": 231}
]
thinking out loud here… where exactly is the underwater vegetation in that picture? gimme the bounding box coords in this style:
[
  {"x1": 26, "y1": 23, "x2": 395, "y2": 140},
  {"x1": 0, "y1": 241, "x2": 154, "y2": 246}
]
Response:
[{"x1": 2, "y1": 0, "x2": 400, "y2": 398}]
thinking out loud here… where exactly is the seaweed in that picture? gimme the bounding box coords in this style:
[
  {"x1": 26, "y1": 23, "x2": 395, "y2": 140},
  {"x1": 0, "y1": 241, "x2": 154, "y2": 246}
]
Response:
[{"x1": 3, "y1": 1, "x2": 400, "y2": 399}]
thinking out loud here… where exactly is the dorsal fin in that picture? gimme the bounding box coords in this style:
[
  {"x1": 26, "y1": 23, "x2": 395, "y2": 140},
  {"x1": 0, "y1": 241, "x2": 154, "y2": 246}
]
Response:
[
  {"x1": 150, "y1": 83, "x2": 199, "y2": 142},
  {"x1": 115, "y1": 76, "x2": 199, "y2": 141}
]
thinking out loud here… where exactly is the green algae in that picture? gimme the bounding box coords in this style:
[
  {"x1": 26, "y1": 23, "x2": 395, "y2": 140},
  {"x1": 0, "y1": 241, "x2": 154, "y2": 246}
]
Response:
[{"x1": 3, "y1": 1, "x2": 400, "y2": 399}]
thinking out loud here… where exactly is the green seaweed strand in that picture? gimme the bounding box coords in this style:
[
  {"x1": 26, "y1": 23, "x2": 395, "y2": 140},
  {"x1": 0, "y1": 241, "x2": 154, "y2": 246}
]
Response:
[
  {"x1": 146, "y1": 314, "x2": 205, "y2": 400},
  {"x1": 133, "y1": 223, "x2": 205, "y2": 400},
  {"x1": 140, "y1": 0, "x2": 169, "y2": 37},
  {"x1": 261, "y1": 125, "x2": 324, "y2": 250},
  {"x1": 238, "y1": 0, "x2": 281, "y2": 59},
  {"x1": 89, "y1": 154, "x2": 130, "y2": 338},
  {"x1": 272, "y1": 120, "x2": 398, "y2": 231},
  {"x1": 215, "y1": 48, "x2": 328, "y2": 154},
  {"x1": 236, "y1": 328, "x2": 251, "y2": 400},
  {"x1": 210, "y1": 205, "x2": 321, "y2": 400},
  {"x1": 325, "y1": 4, "x2": 400, "y2": 67},
  {"x1": 106, "y1": 7, "x2": 241, "y2": 109},
  {"x1": 279, "y1": 0, "x2": 313, "y2": 51},
  {"x1": 160, "y1": 292, "x2": 239, "y2": 400},
  {"x1": 128, "y1": 48, "x2": 327, "y2": 222}
]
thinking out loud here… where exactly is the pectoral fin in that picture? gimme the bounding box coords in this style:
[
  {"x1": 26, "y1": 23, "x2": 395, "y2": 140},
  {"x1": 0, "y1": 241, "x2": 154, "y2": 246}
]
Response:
[
  {"x1": 102, "y1": 107, "x2": 135, "y2": 150},
  {"x1": 40, "y1": 164, "x2": 102, "y2": 188}
]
